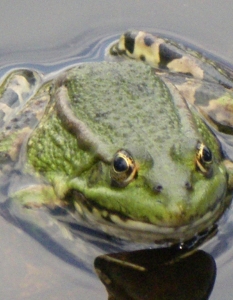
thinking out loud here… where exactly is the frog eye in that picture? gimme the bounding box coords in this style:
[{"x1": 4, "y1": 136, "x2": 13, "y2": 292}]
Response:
[
  {"x1": 196, "y1": 142, "x2": 213, "y2": 174},
  {"x1": 110, "y1": 150, "x2": 137, "y2": 187}
]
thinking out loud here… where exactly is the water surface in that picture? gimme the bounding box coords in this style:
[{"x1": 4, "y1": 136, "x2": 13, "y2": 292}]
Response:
[{"x1": 1, "y1": 1, "x2": 233, "y2": 299}]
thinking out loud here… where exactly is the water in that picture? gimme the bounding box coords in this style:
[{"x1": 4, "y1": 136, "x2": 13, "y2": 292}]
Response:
[{"x1": 1, "y1": 0, "x2": 233, "y2": 299}]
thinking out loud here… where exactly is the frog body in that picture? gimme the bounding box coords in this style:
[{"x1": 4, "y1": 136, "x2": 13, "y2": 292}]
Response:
[{"x1": 1, "y1": 31, "x2": 233, "y2": 243}]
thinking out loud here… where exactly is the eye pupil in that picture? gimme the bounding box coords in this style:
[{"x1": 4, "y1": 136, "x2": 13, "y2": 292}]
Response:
[
  {"x1": 196, "y1": 142, "x2": 213, "y2": 175},
  {"x1": 202, "y1": 146, "x2": 212, "y2": 163},
  {"x1": 113, "y1": 156, "x2": 128, "y2": 172}
]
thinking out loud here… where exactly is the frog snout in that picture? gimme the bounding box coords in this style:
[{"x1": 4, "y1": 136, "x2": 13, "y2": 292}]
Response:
[{"x1": 152, "y1": 180, "x2": 193, "y2": 194}]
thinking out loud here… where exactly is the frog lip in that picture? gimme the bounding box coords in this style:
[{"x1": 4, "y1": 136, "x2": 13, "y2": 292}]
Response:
[{"x1": 72, "y1": 190, "x2": 229, "y2": 244}]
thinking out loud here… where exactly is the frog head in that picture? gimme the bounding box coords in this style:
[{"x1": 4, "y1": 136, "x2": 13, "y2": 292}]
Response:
[{"x1": 27, "y1": 62, "x2": 230, "y2": 243}]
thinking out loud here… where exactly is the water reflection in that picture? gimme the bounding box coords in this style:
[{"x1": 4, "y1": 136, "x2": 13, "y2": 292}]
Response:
[{"x1": 95, "y1": 247, "x2": 216, "y2": 300}]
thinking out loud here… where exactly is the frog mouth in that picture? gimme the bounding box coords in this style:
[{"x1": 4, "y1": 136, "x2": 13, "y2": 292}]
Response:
[{"x1": 70, "y1": 190, "x2": 229, "y2": 243}]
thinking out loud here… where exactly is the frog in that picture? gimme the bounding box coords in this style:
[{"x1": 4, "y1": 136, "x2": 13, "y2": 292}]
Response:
[{"x1": 1, "y1": 30, "x2": 233, "y2": 245}]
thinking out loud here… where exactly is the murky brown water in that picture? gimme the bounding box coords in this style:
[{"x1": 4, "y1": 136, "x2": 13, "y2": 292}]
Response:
[{"x1": 1, "y1": 1, "x2": 233, "y2": 299}]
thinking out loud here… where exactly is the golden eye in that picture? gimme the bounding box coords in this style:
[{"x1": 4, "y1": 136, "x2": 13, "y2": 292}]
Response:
[
  {"x1": 196, "y1": 142, "x2": 213, "y2": 174},
  {"x1": 110, "y1": 149, "x2": 137, "y2": 187}
]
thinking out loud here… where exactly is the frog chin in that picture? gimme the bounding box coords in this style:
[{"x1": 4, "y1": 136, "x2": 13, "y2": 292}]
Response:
[{"x1": 70, "y1": 190, "x2": 229, "y2": 244}]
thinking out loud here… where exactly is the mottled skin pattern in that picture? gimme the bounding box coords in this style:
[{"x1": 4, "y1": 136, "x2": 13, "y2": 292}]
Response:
[
  {"x1": 1, "y1": 31, "x2": 233, "y2": 244},
  {"x1": 111, "y1": 32, "x2": 233, "y2": 149},
  {"x1": 110, "y1": 30, "x2": 233, "y2": 88}
]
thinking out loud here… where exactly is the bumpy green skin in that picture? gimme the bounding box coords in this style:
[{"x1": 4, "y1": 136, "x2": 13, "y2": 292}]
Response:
[
  {"x1": 2, "y1": 31, "x2": 233, "y2": 243},
  {"x1": 26, "y1": 61, "x2": 229, "y2": 241}
]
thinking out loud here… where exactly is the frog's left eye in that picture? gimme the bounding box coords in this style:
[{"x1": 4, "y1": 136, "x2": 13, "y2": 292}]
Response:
[
  {"x1": 110, "y1": 150, "x2": 137, "y2": 187},
  {"x1": 196, "y1": 142, "x2": 213, "y2": 174}
]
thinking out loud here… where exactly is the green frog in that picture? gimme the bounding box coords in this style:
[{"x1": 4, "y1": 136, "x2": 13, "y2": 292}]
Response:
[{"x1": 1, "y1": 30, "x2": 233, "y2": 244}]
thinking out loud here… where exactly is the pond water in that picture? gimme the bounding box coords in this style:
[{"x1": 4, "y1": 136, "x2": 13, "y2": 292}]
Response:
[{"x1": 1, "y1": 1, "x2": 233, "y2": 299}]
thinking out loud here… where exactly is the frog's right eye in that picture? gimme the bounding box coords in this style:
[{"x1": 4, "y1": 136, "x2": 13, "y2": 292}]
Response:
[{"x1": 110, "y1": 149, "x2": 137, "y2": 187}]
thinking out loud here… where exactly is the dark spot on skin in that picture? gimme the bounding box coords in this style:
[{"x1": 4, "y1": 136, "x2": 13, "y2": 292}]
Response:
[
  {"x1": 112, "y1": 49, "x2": 127, "y2": 56},
  {"x1": 153, "y1": 184, "x2": 163, "y2": 193},
  {"x1": 194, "y1": 87, "x2": 223, "y2": 107},
  {"x1": 159, "y1": 43, "x2": 183, "y2": 67},
  {"x1": 220, "y1": 82, "x2": 232, "y2": 89},
  {"x1": 140, "y1": 55, "x2": 146, "y2": 61},
  {"x1": 95, "y1": 111, "x2": 110, "y2": 120},
  {"x1": 109, "y1": 45, "x2": 118, "y2": 56},
  {"x1": 5, "y1": 111, "x2": 38, "y2": 131},
  {"x1": 23, "y1": 70, "x2": 37, "y2": 86},
  {"x1": 124, "y1": 31, "x2": 137, "y2": 54},
  {"x1": 144, "y1": 35, "x2": 155, "y2": 47},
  {"x1": 185, "y1": 181, "x2": 193, "y2": 190},
  {"x1": 184, "y1": 72, "x2": 193, "y2": 77},
  {"x1": 1, "y1": 90, "x2": 19, "y2": 107},
  {"x1": 109, "y1": 44, "x2": 126, "y2": 56},
  {"x1": 11, "y1": 117, "x2": 19, "y2": 123}
]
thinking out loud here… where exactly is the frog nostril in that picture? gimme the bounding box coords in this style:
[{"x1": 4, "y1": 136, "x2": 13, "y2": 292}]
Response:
[
  {"x1": 185, "y1": 181, "x2": 192, "y2": 190},
  {"x1": 153, "y1": 184, "x2": 163, "y2": 193}
]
